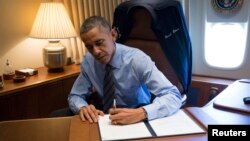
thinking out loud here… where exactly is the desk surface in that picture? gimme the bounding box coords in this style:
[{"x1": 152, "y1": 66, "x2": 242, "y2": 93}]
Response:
[
  {"x1": 1, "y1": 80, "x2": 250, "y2": 141},
  {"x1": 0, "y1": 117, "x2": 71, "y2": 141},
  {"x1": 0, "y1": 64, "x2": 80, "y2": 96},
  {"x1": 2, "y1": 105, "x2": 249, "y2": 141}
]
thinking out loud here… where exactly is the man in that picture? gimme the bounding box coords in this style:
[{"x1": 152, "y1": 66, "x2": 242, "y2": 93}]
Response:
[{"x1": 68, "y1": 16, "x2": 182, "y2": 125}]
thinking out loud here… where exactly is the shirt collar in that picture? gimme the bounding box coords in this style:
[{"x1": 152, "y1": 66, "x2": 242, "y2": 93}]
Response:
[{"x1": 109, "y1": 43, "x2": 122, "y2": 69}]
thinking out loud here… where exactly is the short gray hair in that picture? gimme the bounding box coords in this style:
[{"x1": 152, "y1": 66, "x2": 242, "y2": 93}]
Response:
[{"x1": 80, "y1": 16, "x2": 111, "y2": 35}]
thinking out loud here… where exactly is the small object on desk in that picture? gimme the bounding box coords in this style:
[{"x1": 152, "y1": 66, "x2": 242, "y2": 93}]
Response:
[
  {"x1": 13, "y1": 75, "x2": 26, "y2": 83},
  {"x1": 243, "y1": 97, "x2": 250, "y2": 104},
  {"x1": 15, "y1": 68, "x2": 38, "y2": 76},
  {"x1": 0, "y1": 75, "x2": 4, "y2": 88},
  {"x1": 3, "y1": 73, "x2": 15, "y2": 80},
  {"x1": 3, "y1": 59, "x2": 15, "y2": 80}
]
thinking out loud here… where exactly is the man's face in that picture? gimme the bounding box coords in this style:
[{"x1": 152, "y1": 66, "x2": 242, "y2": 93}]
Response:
[{"x1": 81, "y1": 26, "x2": 116, "y2": 64}]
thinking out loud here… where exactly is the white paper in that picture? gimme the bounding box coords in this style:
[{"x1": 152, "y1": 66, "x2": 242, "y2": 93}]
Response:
[
  {"x1": 98, "y1": 115, "x2": 152, "y2": 141},
  {"x1": 19, "y1": 68, "x2": 35, "y2": 72},
  {"x1": 149, "y1": 110, "x2": 205, "y2": 136},
  {"x1": 98, "y1": 110, "x2": 205, "y2": 141}
]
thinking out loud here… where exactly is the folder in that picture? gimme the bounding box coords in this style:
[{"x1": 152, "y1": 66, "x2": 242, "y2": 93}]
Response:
[
  {"x1": 213, "y1": 79, "x2": 250, "y2": 114},
  {"x1": 98, "y1": 109, "x2": 206, "y2": 141}
]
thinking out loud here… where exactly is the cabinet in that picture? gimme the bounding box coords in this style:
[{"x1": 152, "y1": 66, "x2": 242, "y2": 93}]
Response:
[
  {"x1": 0, "y1": 64, "x2": 80, "y2": 121},
  {"x1": 187, "y1": 75, "x2": 235, "y2": 107}
]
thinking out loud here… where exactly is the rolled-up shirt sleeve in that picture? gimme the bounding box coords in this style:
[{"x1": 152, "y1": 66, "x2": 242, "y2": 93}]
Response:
[
  {"x1": 135, "y1": 51, "x2": 182, "y2": 120},
  {"x1": 68, "y1": 66, "x2": 92, "y2": 114}
]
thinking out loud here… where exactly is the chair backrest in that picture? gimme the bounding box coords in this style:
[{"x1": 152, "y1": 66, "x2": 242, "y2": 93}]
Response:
[{"x1": 120, "y1": 7, "x2": 184, "y2": 94}]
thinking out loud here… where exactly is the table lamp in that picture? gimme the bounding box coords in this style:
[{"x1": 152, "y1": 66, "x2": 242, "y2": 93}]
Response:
[{"x1": 29, "y1": 2, "x2": 77, "y2": 72}]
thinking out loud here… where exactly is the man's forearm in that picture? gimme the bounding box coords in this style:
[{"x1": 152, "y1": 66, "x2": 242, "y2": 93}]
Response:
[{"x1": 143, "y1": 94, "x2": 182, "y2": 120}]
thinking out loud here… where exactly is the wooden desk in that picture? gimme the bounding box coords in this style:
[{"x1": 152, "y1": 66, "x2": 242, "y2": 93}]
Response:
[
  {"x1": 0, "y1": 114, "x2": 206, "y2": 141},
  {"x1": 0, "y1": 117, "x2": 72, "y2": 141},
  {"x1": 1, "y1": 80, "x2": 249, "y2": 141},
  {"x1": 0, "y1": 64, "x2": 80, "y2": 96},
  {"x1": 1, "y1": 105, "x2": 249, "y2": 141},
  {"x1": 0, "y1": 64, "x2": 80, "y2": 121},
  {"x1": 186, "y1": 80, "x2": 250, "y2": 128},
  {"x1": 186, "y1": 105, "x2": 250, "y2": 128},
  {"x1": 68, "y1": 114, "x2": 207, "y2": 141},
  {"x1": 68, "y1": 79, "x2": 250, "y2": 141}
]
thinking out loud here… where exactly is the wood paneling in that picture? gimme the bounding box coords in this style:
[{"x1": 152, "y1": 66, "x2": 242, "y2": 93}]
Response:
[{"x1": 188, "y1": 75, "x2": 235, "y2": 107}]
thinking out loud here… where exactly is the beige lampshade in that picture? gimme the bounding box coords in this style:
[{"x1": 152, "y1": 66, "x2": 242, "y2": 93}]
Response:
[{"x1": 29, "y1": 2, "x2": 77, "y2": 39}]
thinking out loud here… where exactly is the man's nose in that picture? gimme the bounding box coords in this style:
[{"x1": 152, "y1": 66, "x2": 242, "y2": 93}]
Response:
[{"x1": 92, "y1": 46, "x2": 101, "y2": 55}]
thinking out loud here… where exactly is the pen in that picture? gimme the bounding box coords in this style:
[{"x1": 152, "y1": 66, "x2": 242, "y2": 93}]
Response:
[
  {"x1": 112, "y1": 98, "x2": 117, "y2": 125},
  {"x1": 113, "y1": 98, "x2": 116, "y2": 109}
]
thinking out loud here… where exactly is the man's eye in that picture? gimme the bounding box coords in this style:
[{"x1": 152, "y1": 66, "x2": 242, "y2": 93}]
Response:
[{"x1": 96, "y1": 40, "x2": 104, "y2": 46}]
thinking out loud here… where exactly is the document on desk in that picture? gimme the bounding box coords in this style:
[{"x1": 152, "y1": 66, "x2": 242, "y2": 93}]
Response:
[
  {"x1": 98, "y1": 115, "x2": 152, "y2": 141},
  {"x1": 98, "y1": 109, "x2": 206, "y2": 141}
]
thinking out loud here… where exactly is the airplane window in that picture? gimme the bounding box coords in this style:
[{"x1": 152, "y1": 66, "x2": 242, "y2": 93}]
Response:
[{"x1": 204, "y1": 22, "x2": 247, "y2": 69}]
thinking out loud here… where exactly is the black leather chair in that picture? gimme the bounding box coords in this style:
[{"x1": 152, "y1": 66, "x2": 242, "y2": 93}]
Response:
[{"x1": 113, "y1": 7, "x2": 189, "y2": 107}]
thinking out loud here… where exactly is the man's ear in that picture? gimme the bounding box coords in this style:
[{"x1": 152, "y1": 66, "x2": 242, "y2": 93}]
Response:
[{"x1": 111, "y1": 28, "x2": 118, "y2": 42}]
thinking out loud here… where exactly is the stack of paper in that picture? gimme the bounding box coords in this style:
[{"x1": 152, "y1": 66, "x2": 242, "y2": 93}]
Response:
[{"x1": 98, "y1": 109, "x2": 206, "y2": 141}]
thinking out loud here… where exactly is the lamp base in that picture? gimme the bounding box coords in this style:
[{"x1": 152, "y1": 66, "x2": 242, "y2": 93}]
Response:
[
  {"x1": 48, "y1": 67, "x2": 64, "y2": 73},
  {"x1": 43, "y1": 40, "x2": 67, "y2": 73}
]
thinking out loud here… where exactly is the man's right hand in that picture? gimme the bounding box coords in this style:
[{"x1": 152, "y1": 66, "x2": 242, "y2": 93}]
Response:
[{"x1": 79, "y1": 104, "x2": 104, "y2": 123}]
